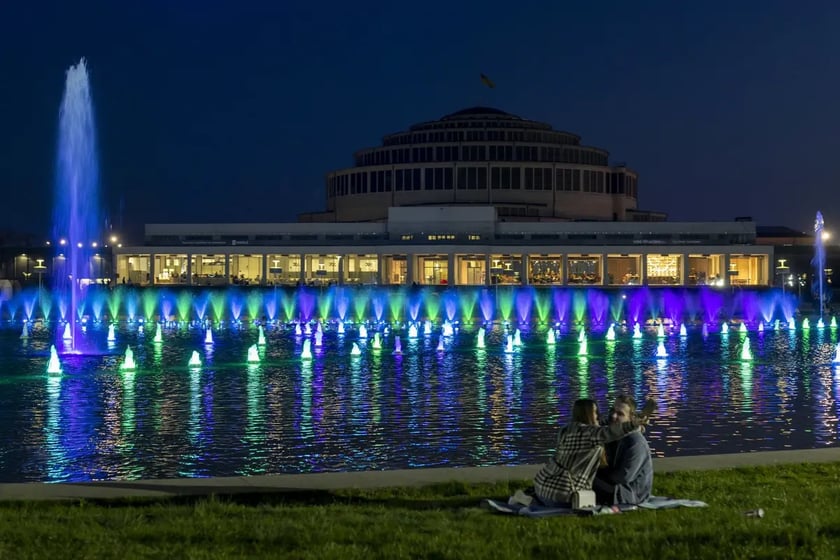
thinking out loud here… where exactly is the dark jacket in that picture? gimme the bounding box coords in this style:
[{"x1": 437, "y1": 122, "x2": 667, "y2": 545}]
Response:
[{"x1": 593, "y1": 430, "x2": 653, "y2": 505}]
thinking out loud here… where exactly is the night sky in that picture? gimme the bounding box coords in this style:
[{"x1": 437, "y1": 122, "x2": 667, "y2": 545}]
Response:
[{"x1": 1, "y1": 1, "x2": 839, "y2": 241}]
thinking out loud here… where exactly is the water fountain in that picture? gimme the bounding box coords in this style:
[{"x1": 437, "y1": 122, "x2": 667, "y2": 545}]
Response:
[
  {"x1": 578, "y1": 336, "x2": 588, "y2": 356},
  {"x1": 740, "y1": 338, "x2": 753, "y2": 361},
  {"x1": 120, "y1": 346, "x2": 136, "y2": 371},
  {"x1": 5, "y1": 281, "x2": 840, "y2": 484},
  {"x1": 814, "y1": 211, "x2": 826, "y2": 320},
  {"x1": 46, "y1": 345, "x2": 62, "y2": 375},
  {"x1": 53, "y1": 59, "x2": 101, "y2": 353},
  {"x1": 257, "y1": 325, "x2": 266, "y2": 345},
  {"x1": 246, "y1": 344, "x2": 260, "y2": 363},
  {"x1": 301, "y1": 339, "x2": 313, "y2": 360}
]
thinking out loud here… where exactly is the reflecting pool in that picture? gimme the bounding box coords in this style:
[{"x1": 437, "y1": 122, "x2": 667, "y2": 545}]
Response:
[{"x1": 1, "y1": 296, "x2": 839, "y2": 483}]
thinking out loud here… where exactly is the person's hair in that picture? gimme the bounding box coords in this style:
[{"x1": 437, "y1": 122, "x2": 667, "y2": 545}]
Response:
[
  {"x1": 614, "y1": 395, "x2": 637, "y2": 415},
  {"x1": 571, "y1": 399, "x2": 598, "y2": 425}
]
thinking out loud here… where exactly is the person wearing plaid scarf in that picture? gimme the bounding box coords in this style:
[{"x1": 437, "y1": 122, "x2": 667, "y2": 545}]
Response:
[{"x1": 534, "y1": 398, "x2": 649, "y2": 507}]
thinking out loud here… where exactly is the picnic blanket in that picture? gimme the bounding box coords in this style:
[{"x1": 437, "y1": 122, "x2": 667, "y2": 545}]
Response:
[{"x1": 482, "y1": 495, "x2": 708, "y2": 518}]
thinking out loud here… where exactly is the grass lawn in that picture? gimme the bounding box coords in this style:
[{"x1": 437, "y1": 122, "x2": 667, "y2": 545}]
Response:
[{"x1": 2, "y1": 462, "x2": 840, "y2": 559}]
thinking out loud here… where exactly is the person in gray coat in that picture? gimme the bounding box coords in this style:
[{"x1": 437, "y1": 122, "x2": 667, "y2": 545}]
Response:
[{"x1": 593, "y1": 395, "x2": 653, "y2": 505}]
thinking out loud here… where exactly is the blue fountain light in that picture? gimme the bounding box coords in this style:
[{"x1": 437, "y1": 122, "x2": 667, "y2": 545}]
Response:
[{"x1": 53, "y1": 58, "x2": 101, "y2": 353}]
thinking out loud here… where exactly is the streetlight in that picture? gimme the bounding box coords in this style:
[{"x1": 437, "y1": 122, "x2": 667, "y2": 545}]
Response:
[
  {"x1": 776, "y1": 259, "x2": 790, "y2": 295},
  {"x1": 34, "y1": 259, "x2": 47, "y2": 292}
]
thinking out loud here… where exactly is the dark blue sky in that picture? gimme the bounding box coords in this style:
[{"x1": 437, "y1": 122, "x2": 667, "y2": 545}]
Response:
[{"x1": 1, "y1": 1, "x2": 838, "y2": 240}]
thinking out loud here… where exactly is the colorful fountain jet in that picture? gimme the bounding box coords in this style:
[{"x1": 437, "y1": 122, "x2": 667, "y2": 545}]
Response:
[{"x1": 120, "y1": 346, "x2": 136, "y2": 371}]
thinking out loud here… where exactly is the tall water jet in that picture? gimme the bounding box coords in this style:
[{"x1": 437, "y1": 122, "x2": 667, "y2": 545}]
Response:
[
  {"x1": 107, "y1": 323, "x2": 116, "y2": 342},
  {"x1": 257, "y1": 325, "x2": 266, "y2": 345},
  {"x1": 53, "y1": 59, "x2": 101, "y2": 352},
  {"x1": 188, "y1": 350, "x2": 202, "y2": 368},
  {"x1": 477, "y1": 328, "x2": 486, "y2": 348},
  {"x1": 655, "y1": 341, "x2": 668, "y2": 358},
  {"x1": 605, "y1": 324, "x2": 616, "y2": 341},
  {"x1": 813, "y1": 211, "x2": 826, "y2": 320},
  {"x1": 546, "y1": 329, "x2": 556, "y2": 345}
]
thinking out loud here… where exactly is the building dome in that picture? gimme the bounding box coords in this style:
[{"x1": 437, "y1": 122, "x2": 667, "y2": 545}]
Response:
[{"x1": 315, "y1": 107, "x2": 640, "y2": 222}]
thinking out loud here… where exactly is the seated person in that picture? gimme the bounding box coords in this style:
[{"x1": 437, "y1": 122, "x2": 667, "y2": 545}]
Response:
[
  {"x1": 533, "y1": 398, "x2": 650, "y2": 507},
  {"x1": 593, "y1": 395, "x2": 653, "y2": 505}
]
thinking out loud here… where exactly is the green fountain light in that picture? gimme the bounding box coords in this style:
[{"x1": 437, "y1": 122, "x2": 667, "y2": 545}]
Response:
[
  {"x1": 47, "y1": 345, "x2": 62, "y2": 375},
  {"x1": 740, "y1": 338, "x2": 753, "y2": 361},
  {"x1": 120, "y1": 346, "x2": 136, "y2": 371},
  {"x1": 247, "y1": 344, "x2": 260, "y2": 363}
]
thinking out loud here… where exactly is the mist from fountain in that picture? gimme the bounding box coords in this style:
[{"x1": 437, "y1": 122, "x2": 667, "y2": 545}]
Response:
[{"x1": 53, "y1": 59, "x2": 101, "y2": 353}]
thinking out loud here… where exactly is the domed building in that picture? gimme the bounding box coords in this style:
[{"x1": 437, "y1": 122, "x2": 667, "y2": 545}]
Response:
[{"x1": 302, "y1": 107, "x2": 660, "y2": 223}]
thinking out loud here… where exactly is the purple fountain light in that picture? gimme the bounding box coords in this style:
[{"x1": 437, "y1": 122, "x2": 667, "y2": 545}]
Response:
[{"x1": 53, "y1": 58, "x2": 101, "y2": 352}]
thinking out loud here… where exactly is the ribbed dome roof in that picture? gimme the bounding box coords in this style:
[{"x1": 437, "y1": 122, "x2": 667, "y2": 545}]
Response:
[{"x1": 440, "y1": 106, "x2": 522, "y2": 120}]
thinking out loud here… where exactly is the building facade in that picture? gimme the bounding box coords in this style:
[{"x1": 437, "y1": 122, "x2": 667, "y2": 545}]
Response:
[
  {"x1": 114, "y1": 207, "x2": 772, "y2": 288},
  {"x1": 301, "y1": 107, "x2": 662, "y2": 223}
]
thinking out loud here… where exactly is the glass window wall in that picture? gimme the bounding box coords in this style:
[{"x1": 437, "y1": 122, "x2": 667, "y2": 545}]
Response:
[
  {"x1": 116, "y1": 254, "x2": 151, "y2": 286},
  {"x1": 304, "y1": 254, "x2": 340, "y2": 286},
  {"x1": 191, "y1": 254, "x2": 227, "y2": 286},
  {"x1": 490, "y1": 254, "x2": 523, "y2": 285},
  {"x1": 266, "y1": 254, "x2": 301, "y2": 285},
  {"x1": 455, "y1": 255, "x2": 486, "y2": 285},
  {"x1": 230, "y1": 254, "x2": 263, "y2": 285},
  {"x1": 729, "y1": 255, "x2": 769, "y2": 286},
  {"x1": 154, "y1": 254, "x2": 189, "y2": 285},
  {"x1": 687, "y1": 254, "x2": 724, "y2": 286},
  {"x1": 383, "y1": 255, "x2": 407, "y2": 285},
  {"x1": 345, "y1": 254, "x2": 379, "y2": 284},
  {"x1": 567, "y1": 255, "x2": 602, "y2": 285},
  {"x1": 646, "y1": 254, "x2": 682, "y2": 285},
  {"x1": 528, "y1": 254, "x2": 563, "y2": 285},
  {"x1": 418, "y1": 255, "x2": 449, "y2": 285},
  {"x1": 606, "y1": 254, "x2": 641, "y2": 285}
]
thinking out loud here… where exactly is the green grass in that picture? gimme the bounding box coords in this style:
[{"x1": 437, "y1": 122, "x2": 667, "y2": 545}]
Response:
[{"x1": 3, "y1": 462, "x2": 840, "y2": 559}]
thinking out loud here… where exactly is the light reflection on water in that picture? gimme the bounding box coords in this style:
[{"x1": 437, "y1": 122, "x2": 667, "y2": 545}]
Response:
[{"x1": 1, "y1": 321, "x2": 839, "y2": 482}]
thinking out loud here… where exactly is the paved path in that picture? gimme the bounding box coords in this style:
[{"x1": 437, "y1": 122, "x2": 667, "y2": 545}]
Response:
[{"x1": 1, "y1": 447, "x2": 839, "y2": 502}]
